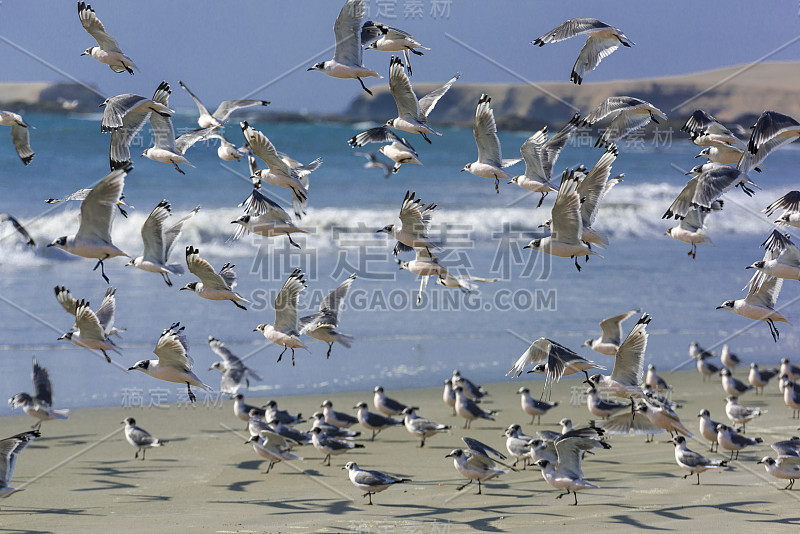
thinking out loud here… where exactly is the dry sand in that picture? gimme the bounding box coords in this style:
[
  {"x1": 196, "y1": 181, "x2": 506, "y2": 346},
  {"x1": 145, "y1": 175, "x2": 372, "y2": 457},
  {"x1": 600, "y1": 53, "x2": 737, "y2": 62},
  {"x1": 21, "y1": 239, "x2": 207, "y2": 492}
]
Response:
[{"x1": 1, "y1": 369, "x2": 797, "y2": 533}]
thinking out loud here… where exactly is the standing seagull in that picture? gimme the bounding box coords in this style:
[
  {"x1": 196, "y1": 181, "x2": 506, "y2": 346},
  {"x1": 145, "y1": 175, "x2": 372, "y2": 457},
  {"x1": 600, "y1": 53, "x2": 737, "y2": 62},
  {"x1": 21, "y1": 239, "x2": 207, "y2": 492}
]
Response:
[
  {"x1": 377, "y1": 190, "x2": 438, "y2": 254},
  {"x1": 717, "y1": 275, "x2": 788, "y2": 342},
  {"x1": 461, "y1": 94, "x2": 521, "y2": 193},
  {"x1": 446, "y1": 445, "x2": 508, "y2": 495},
  {"x1": 454, "y1": 386, "x2": 496, "y2": 429},
  {"x1": 47, "y1": 166, "x2": 131, "y2": 283},
  {"x1": 127, "y1": 323, "x2": 212, "y2": 403},
  {"x1": 208, "y1": 337, "x2": 262, "y2": 395},
  {"x1": 586, "y1": 314, "x2": 651, "y2": 410},
  {"x1": 121, "y1": 417, "x2": 168, "y2": 460},
  {"x1": 583, "y1": 309, "x2": 640, "y2": 356},
  {"x1": 300, "y1": 274, "x2": 356, "y2": 358},
  {"x1": 373, "y1": 386, "x2": 409, "y2": 416},
  {"x1": 9, "y1": 358, "x2": 69, "y2": 430},
  {"x1": 310, "y1": 427, "x2": 365, "y2": 466},
  {"x1": 78, "y1": 2, "x2": 138, "y2": 74},
  {"x1": 384, "y1": 56, "x2": 459, "y2": 143},
  {"x1": 361, "y1": 20, "x2": 428, "y2": 75},
  {"x1": 0, "y1": 111, "x2": 34, "y2": 165},
  {"x1": 532, "y1": 18, "x2": 633, "y2": 84},
  {"x1": 749, "y1": 363, "x2": 780, "y2": 395},
  {"x1": 100, "y1": 85, "x2": 173, "y2": 171},
  {"x1": 255, "y1": 269, "x2": 307, "y2": 365},
  {"x1": 698, "y1": 409, "x2": 722, "y2": 452},
  {"x1": 246, "y1": 430, "x2": 303, "y2": 474},
  {"x1": 536, "y1": 436, "x2": 605, "y2": 505},
  {"x1": 0, "y1": 430, "x2": 40, "y2": 499},
  {"x1": 725, "y1": 395, "x2": 765, "y2": 432},
  {"x1": 178, "y1": 80, "x2": 270, "y2": 129},
  {"x1": 307, "y1": 0, "x2": 382, "y2": 95},
  {"x1": 126, "y1": 201, "x2": 198, "y2": 286},
  {"x1": 517, "y1": 387, "x2": 559, "y2": 424},
  {"x1": 181, "y1": 246, "x2": 249, "y2": 310},
  {"x1": 353, "y1": 402, "x2": 403, "y2": 440},
  {"x1": 671, "y1": 436, "x2": 727, "y2": 485},
  {"x1": 582, "y1": 96, "x2": 667, "y2": 148},
  {"x1": 401, "y1": 407, "x2": 450, "y2": 447},
  {"x1": 343, "y1": 461, "x2": 409, "y2": 505},
  {"x1": 716, "y1": 424, "x2": 762, "y2": 460},
  {"x1": 758, "y1": 456, "x2": 800, "y2": 490},
  {"x1": 524, "y1": 170, "x2": 602, "y2": 271},
  {"x1": 509, "y1": 114, "x2": 581, "y2": 207}
]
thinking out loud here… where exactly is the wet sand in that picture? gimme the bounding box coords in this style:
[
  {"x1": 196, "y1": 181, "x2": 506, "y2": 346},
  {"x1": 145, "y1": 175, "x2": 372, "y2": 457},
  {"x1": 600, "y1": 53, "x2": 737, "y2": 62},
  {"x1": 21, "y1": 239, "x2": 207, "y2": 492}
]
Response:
[{"x1": 1, "y1": 369, "x2": 797, "y2": 533}]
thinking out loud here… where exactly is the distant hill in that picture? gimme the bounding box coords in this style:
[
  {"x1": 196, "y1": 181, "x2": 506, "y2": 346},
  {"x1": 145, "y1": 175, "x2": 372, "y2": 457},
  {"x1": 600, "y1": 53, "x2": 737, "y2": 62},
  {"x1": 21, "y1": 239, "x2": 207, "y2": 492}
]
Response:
[
  {"x1": 0, "y1": 82, "x2": 104, "y2": 112},
  {"x1": 344, "y1": 61, "x2": 800, "y2": 130}
]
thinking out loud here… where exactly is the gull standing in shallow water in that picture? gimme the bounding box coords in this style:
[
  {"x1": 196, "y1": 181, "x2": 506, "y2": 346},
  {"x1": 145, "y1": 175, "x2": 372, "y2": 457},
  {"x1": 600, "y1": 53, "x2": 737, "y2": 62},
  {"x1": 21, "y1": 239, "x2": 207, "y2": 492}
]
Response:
[
  {"x1": 9, "y1": 358, "x2": 69, "y2": 430},
  {"x1": 47, "y1": 166, "x2": 131, "y2": 283},
  {"x1": 343, "y1": 462, "x2": 410, "y2": 505},
  {"x1": 0, "y1": 430, "x2": 40, "y2": 499},
  {"x1": 181, "y1": 246, "x2": 248, "y2": 310},
  {"x1": 307, "y1": 0, "x2": 382, "y2": 95},
  {"x1": 78, "y1": 2, "x2": 138, "y2": 74},
  {"x1": 383, "y1": 56, "x2": 459, "y2": 144},
  {"x1": 462, "y1": 94, "x2": 521, "y2": 193},
  {"x1": 255, "y1": 269, "x2": 307, "y2": 365},
  {"x1": 524, "y1": 170, "x2": 602, "y2": 271},
  {"x1": 583, "y1": 309, "x2": 640, "y2": 356},
  {"x1": 0, "y1": 111, "x2": 34, "y2": 165},
  {"x1": 121, "y1": 417, "x2": 168, "y2": 460},
  {"x1": 178, "y1": 80, "x2": 270, "y2": 129},
  {"x1": 126, "y1": 201, "x2": 198, "y2": 286},
  {"x1": 299, "y1": 274, "x2": 356, "y2": 358},
  {"x1": 532, "y1": 18, "x2": 633, "y2": 84},
  {"x1": 127, "y1": 323, "x2": 212, "y2": 403}
]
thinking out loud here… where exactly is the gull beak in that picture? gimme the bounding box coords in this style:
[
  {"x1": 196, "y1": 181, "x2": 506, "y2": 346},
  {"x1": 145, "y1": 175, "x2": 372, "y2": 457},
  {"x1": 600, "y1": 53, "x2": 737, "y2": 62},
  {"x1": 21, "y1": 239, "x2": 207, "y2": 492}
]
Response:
[
  {"x1": 523, "y1": 244, "x2": 531, "y2": 249},
  {"x1": 80, "y1": 51, "x2": 88, "y2": 56},
  {"x1": 252, "y1": 328, "x2": 258, "y2": 332},
  {"x1": 715, "y1": 306, "x2": 724, "y2": 310},
  {"x1": 46, "y1": 243, "x2": 55, "y2": 247},
  {"x1": 684, "y1": 170, "x2": 692, "y2": 176},
  {"x1": 694, "y1": 154, "x2": 702, "y2": 159},
  {"x1": 126, "y1": 366, "x2": 136, "y2": 371},
  {"x1": 745, "y1": 265, "x2": 753, "y2": 269},
  {"x1": 56, "y1": 334, "x2": 65, "y2": 340},
  {"x1": 459, "y1": 169, "x2": 465, "y2": 173},
  {"x1": 306, "y1": 67, "x2": 315, "y2": 71},
  {"x1": 445, "y1": 453, "x2": 453, "y2": 458},
  {"x1": 230, "y1": 220, "x2": 239, "y2": 224}
]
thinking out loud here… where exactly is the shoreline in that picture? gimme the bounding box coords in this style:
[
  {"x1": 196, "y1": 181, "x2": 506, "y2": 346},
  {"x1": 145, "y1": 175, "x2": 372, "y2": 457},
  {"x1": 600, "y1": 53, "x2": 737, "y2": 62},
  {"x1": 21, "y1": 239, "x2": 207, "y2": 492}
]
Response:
[{"x1": 1, "y1": 369, "x2": 798, "y2": 532}]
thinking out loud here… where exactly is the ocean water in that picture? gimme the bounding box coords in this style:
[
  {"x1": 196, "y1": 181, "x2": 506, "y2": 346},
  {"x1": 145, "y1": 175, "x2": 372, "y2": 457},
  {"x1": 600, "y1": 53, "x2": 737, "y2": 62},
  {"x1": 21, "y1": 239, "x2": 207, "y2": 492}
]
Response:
[{"x1": 0, "y1": 112, "x2": 797, "y2": 415}]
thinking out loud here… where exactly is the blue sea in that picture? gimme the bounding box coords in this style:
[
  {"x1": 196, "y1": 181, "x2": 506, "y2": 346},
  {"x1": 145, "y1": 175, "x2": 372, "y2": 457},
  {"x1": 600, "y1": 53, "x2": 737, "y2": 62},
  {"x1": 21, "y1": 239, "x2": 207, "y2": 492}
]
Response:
[{"x1": 1, "y1": 112, "x2": 797, "y2": 415}]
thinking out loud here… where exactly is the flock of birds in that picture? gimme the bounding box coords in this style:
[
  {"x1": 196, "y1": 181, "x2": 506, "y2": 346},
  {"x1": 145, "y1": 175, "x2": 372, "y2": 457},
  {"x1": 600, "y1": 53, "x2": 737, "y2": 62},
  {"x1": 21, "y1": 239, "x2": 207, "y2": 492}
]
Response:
[{"x1": 2, "y1": 0, "x2": 800, "y2": 509}]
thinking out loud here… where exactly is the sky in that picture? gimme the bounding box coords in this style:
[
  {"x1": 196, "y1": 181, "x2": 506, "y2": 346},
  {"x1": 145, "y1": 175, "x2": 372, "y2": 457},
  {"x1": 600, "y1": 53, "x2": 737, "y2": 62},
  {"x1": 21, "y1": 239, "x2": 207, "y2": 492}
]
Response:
[{"x1": 1, "y1": 1, "x2": 799, "y2": 114}]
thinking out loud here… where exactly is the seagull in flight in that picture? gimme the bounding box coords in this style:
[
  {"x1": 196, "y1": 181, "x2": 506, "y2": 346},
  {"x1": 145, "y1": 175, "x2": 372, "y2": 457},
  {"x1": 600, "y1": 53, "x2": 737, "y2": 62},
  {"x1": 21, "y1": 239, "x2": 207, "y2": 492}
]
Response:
[
  {"x1": 126, "y1": 201, "x2": 198, "y2": 286},
  {"x1": 255, "y1": 269, "x2": 308, "y2": 365},
  {"x1": 0, "y1": 111, "x2": 34, "y2": 165},
  {"x1": 583, "y1": 309, "x2": 641, "y2": 356},
  {"x1": 78, "y1": 2, "x2": 138, "y2": 74},
  {"x1": 0, "y1": 213, "x2": 35, "y2": 246},
  {"x1": 307, "y1": 0, "x2": 382, "y2": 95},
  {"x1": 508, "y1": 337, "x2": 603, "y2": 382},
  {"x1": 764, "y1": 190, "x2": 800, "y2": 228},
  {"x1": 299, "y1": 274, "x2": 356, "y2": 358},
  {"x1": 717, "y1": 275, "x2": 788, "y2": 342},
  {"x1": 208, "y1": 337, "x2": 262, "y2": 395},
  {"x1": 377, "y1": 190, "x2": 438, "y2": 255},
  {"x1": 181, "y1": 246, "x2": 249, "y2": 310},
  {"x1": 532, "y1": 18, "x2": 633, "y2": 84},
  {"x1": 461, "y1": 94, "x2": 521, "y2": 193},
  {"x1": 178, "y1": 80, "x2": 270, "y2": 129},
  {"x1": 361, "y1": 20, "x2": 429, "y2": 76},
  {"x1": 0, "y1": 430, "x2": 40, "y2": 499},
  {"x1": 582, "y1": 96, "x2": 666, "y2": 148},
  {"x1": 9, "y1": 358, "x2": 69, "y2": 430},
  {"x1": 47, "y1": 166, "x2": 131, "y2": 282}
]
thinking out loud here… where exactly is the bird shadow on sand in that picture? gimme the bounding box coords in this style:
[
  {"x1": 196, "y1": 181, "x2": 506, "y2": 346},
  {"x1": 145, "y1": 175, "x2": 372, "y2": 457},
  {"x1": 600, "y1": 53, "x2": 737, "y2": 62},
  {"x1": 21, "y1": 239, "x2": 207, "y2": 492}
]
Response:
[
  {"x1": 0, "y1": 505, "x2": 97, "y2": 518},
  {"x1": 381, "y1": 500, "x2": 565, "y2": 525},
  {"x1": 208, "y1": 497, "x2": 360, "y2": 515},
  {"x1": 601, "y1": 499, "x2": 774, "y2": 527},
  {"x1": 234, "y1": 459, "x2": 264, "y2": 471},
  {"x1": 209, "y1": 479, "x2": 261, "y2": 492}
]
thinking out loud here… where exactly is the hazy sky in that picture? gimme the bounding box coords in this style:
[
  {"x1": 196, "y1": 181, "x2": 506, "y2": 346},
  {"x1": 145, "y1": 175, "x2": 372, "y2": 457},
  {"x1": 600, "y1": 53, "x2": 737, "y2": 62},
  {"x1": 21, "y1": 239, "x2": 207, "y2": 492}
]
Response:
[{"x1": 1, "y1": 1, "x2": 799, "y2": 114}]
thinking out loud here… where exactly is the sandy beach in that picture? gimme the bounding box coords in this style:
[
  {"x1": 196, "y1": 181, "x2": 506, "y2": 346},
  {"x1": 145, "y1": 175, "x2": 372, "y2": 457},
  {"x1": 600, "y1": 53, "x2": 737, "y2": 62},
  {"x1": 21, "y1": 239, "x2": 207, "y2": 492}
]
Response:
[{"x1": 1, "y1": 368, "x2": 797, "y2": 533}]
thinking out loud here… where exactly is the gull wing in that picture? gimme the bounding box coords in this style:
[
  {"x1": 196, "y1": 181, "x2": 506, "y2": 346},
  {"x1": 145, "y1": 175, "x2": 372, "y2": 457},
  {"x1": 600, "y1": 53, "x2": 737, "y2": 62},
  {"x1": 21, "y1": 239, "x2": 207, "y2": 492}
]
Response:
[
  {"x1": 473, "y1": 94, "x2": 501, "y2": 166},
  {"x1": 0, "y1": 213, "x2": 35, "y2": 246},
  {"x1": 316, "y1": 273, "x2": 356, "y2": 327},
  {"x1": 177, "y1": 81, "x2": 212, "y2": 120},
  {"x1": 691, "y1": 167, "x2": 745, "y2": 210},
  {"x1": 745, "y1": 275, "x2": 782, "y2": 310},
  {"x1": 9, "y1": 123, "x2": 34, "y2": 165},
  {"x1": 54, "y1": 285, "x2": 77, "y2": 316},
  {"x1": 553, "y1": 436, "x2": 589, "y2": 480},
  {"x1": 578, "y1": 145, "x2": 618, "y2": 228},
  {"x1": 242, "y1": 123, "x2": 293, "y2": 177},
  {"x1": 31, "y1": 358, "x2": 53, "y2": 407},
  {"x1": 418, "y1": 72, "x2": 460, "y2": 121},
  {"x1": 572, "y1": 36, "x2": 621, "y2": 83},
  {"x1": 109, "y1": 109, "x2": 150, "y2": 170},
  {"x1": 333, "y1": 0, "x2": 364, "y2": 67},
  {"x1": 153, "y1": 323, "x2": 192, "y2": 371},
  {"x1": 507, "y1": 337, "x2": 554, "y2": 377},
  {"x1": 597, "y1": 111, "x2": 652, "y2": 147},
  {"x1": 663, "y1": 177, "x2": 699, "y2": 220},
  {"x1": 164, "y1": 207, "x2": 199, "y2": 261},
  {"x1": 533, "y1": 18, "x2": 614, "y2": 45},
  {"x1": 78, "y1": 2, "x2": 122, "y2": 53},
  {"x1": 212, "y1": 100, "x2": 270, "y2": 123},
  {"x1": 175, "y1": 127, "x2": 214, "y2": 156},
  {"x1": 583, "y1": 96, "x2": 644, "y2": 125},
  {"x1": 186, "y1": 246, "x2": 230, "y2": 290},
  {"x1": 101, "y1": 94, "x2": 151, "y2": 132},
  {"x1": 610, "y1": 314, "x2": 650, "y2": 386},
  {"x1": 75, "y1": 167, "x2": 127, "y2": 242},
  {"x1": 520, "y1": 127, "x2": 548, "y2": 179},
  {"x1": 389, "y1": 56, "x2": 421, "y2": 121},
  {"x1": 273, "y1": 269, "x2": 306, "y2": 334},
  {"x1": 141, "y1": 201, "x2": 170, "y2": 263},
  {"x1": 550, "y1": 170, "x2": 583, "y2": 244},
  {"x1": 764, "y1": 190, "x2": 800, "y2": 217},
  {"x1": 539, "y1": 113, "x2": 580, "y2": 179},
  {"x1": 75, "y1": 301, "x2": 106, "y2": 341},
  {"x1": 95, "y1": 287, "x2": 117, "y2": 335},
  {"x1": 398, "y1": 190, "x2": 435, "y2": 240},
  {"x1": 746, "y1": 111, "x2": 800, "y2": 168},
  {"x1": 208, "y1": 337, "x2": 244, "y2": 368},
  {"x1": 598, "y1": 309, "x2": 640, "y2": 346},
  {"x1": 0, "y1": 430, "x2": 40, "y2": 488}
]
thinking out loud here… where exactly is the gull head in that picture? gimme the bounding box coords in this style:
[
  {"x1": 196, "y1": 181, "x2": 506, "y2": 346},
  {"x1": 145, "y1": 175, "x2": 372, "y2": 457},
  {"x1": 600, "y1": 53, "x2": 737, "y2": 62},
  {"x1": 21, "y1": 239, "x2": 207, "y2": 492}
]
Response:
[
  {"x1": 343, "y1": 461, "x2": 358, "y2": 471},
  {"x1": 508, "y1": 177, "x2": 519, "y2": 185},
  {"x1": 81, "y1": 47, "x2": 95, "y2": 57},
  {"x1": 523, "y1": 239, "x2": 542, "y2": 251},
  {"x1": 445, "y1": 449, "x2": 463, "y2": 459},
  {"x1": 516, "y1": 387, "x2": 529, "y2": 395},
  {"x1": 307, "y1": 61, "x2": 326, "y2": 72},
  {"x1": 179, "y1": 282, "x2": 198, "y2": 292},
  {"x1": 695, "y1": 148, "x2": 712, "y2": 159},
  {"x1": 460, "y1": 163, "x2": 471, "y2": 173},
  {"x1": 353, "y1": 401, "x2": 368, "y2": 410},
  {"x1": 232, "y1": 215, "x2": 250, "y2": 226},
  {"x1": 376, "y1": 224, "x2": 394, "y2": 234},
  {"x1": 757, "y1": 456, "x2": 776, "y2": 466},
  {"x1": 57, "y1": 332, "x2": 73, "y2": 341},
  {"x1": 320, "y1": 400, "x2": 333, "y2": 408},
  {"x1": 127, "y1": 360, "x2": 150, "y2": 372},
  {"x1": 124, "y1": 257, "x2": 139, "y2": 267},
  {"x1": 396, "y1": 259, "x2": 409, "y2": 270},
  {"x1": 140, "y1": 148, "x2": 152, "y2": 158},
  {"x1": 121, "y1": 417, "x2": 135, "y2": 426},
  {"x1": 746, "y1": 261, "x2": 765, "y2": 270},
  {"x1": 716, "y1": 300, "x2": 735, "y2": 311},
  {"x1": 373, "y1": 386, "x2": 384, "y2": 393},
  {"x1": 697, "y1": 409, "x2": 710, "y2": 418},
  {"x1": 583, "y1": 338, "x2": 595, "y2": 348},
  {"x1": 535, "y1": 459, "x2": 550, "y2": 469},
  {"x1": 538, "y1": 219, "x2": 552, "y2": 230},
  {"x1": 385, "y1": 118, "x2": 395, "y2": 128},
  {"x1": 672, "y1": 436, "x2": 687, "y2": 447},
  {"x1": 254, "y1": 324, "x2": 268, "y2": 334},
  {"x1": 665, "y1": 228, "x2": 674, "y2": 237},
  {"x1": 400, "y1": 406, "x2": 416, "y2": 416},
  {"x1": 47, "y1": 236, "x2": 68, "y2": 249},
  {"x1": 208, "y1": 361, "x2": 224, "y2": 372},
  {"x1": 585, "y1": 374, "x2": 602, "y2": 386}
]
